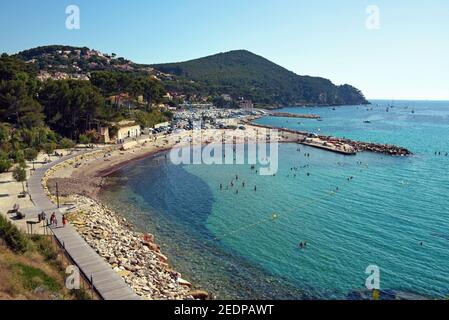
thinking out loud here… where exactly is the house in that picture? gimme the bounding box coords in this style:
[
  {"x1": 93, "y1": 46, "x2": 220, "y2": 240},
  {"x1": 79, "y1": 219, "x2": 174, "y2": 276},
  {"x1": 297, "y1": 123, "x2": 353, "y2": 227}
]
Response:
[
  {"x1": 221, "y1": 94, "x2": 232, "y2": 102},
  {"x1": 98, "y1": 127, "x2": 110, "y2": 143},
  {"x1": 238, "y1": 99, "x2": 254, "y2": 110},
  {"x1": 154, "y1": 122, "x2": 170, "y2": 129},
  {"x1": 116, "y1": 121, "x2": 141, "y2": 141},
  {"x1": 107, "y1": 93, "x2": 132, "y2": 107}
]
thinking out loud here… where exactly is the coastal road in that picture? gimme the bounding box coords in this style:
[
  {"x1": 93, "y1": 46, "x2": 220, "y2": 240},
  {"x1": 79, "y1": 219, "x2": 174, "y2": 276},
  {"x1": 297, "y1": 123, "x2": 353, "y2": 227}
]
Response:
[{"x1": 27, "y1": 149, "x2": 140, "y2": 300}]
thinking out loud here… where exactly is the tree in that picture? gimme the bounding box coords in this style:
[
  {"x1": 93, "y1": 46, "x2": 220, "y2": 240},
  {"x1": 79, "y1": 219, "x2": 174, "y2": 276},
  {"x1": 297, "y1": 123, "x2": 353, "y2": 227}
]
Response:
[
  {"x1": 78, "y1": 134, "x2": 90, "y2": 145},
  {"x1": 139, "y1": 77, "x2": 164, "y2": 110},
  {"x1": 24, "y1": 147, "x2": 38, "y2": 169},
  {"x1": 38, "y1": 80, "x2": 105, "y2": 139},
  {"x1": 9, "y1": 148, "x2": 24, "y2": 164},
  {"x1": 42, "y1": 142, "x2": 57, "y2": 158},
  {"x1": 0, "y1": 56, "x2": 44, "y2": 128},
  {"x1": 0, "y1": 123, "x2": 9, "y2": 143},
  {"x1": 58, "y1": 137, "x2": 75, "y2": 149},
  {"x1": 0, "y1": 152, "x2": 12, "y2": 173},
  {"x1": 13, "y1": 164, "x2": 27, "y2": 193}
]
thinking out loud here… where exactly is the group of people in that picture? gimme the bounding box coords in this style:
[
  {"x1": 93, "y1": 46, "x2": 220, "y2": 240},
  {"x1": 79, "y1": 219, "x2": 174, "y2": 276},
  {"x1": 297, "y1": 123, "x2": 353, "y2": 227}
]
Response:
[
  {"x1": 219, "y1": 173, "x2": 257, "y2": 194},
  {"x1": 48, "y1": 212, "x2": 68, "y2": 228},
  {"x1": 298, "y1": 241, "x2": 307, "y2": 249},
  {"x1": 434, "y1": 151, "x2": 448, "y2": 156}
]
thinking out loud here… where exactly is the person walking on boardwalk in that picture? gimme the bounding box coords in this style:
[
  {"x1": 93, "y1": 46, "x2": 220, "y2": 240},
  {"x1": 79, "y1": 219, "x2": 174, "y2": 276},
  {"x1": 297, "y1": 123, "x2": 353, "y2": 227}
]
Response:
[
  {"x1": 62, "y1": 215, "x2": 68, "y2": 227},
  {"x1": 50, "y1": 212, "x2": 56, "y2": 227}
]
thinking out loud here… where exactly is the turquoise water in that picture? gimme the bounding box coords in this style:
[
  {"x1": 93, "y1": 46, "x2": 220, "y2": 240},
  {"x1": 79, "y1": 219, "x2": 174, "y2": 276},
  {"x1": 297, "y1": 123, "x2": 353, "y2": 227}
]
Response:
[{"x1": 100, "y1": 100, "x2": 449, "y2": 299}]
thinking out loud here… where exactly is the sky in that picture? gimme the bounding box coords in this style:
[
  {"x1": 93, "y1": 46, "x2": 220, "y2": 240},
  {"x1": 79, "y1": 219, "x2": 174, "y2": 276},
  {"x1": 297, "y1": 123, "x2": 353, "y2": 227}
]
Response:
[{"x1": 0, "y1": 0, "x2": 448, "y2": 100}]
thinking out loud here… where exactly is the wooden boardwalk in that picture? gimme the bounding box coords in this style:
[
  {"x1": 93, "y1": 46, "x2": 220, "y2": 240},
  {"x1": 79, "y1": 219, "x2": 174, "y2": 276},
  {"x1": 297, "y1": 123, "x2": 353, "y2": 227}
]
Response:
[{"x1": 27, "y1": 151, "x2": 140, "y2": 300}]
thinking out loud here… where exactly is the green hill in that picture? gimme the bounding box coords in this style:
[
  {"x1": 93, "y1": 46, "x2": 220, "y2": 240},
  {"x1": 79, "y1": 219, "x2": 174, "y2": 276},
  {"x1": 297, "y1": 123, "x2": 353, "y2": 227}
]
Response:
[{"x1": 152, "y1": 50, "x2": 368, "y2": 107}]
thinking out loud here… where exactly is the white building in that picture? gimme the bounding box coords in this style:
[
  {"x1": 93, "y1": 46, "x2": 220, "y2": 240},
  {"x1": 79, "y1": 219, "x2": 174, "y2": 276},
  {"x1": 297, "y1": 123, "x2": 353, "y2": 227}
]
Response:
[{"x1": 116, "y1": 121, "x2": 141, "y2": 141}]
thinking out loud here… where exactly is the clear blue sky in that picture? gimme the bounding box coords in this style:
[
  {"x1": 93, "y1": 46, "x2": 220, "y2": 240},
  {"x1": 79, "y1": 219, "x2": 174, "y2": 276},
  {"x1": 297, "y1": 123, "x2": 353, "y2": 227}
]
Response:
[{"x1": 1, "y1": 0, "x2": 448, "y2": 100}]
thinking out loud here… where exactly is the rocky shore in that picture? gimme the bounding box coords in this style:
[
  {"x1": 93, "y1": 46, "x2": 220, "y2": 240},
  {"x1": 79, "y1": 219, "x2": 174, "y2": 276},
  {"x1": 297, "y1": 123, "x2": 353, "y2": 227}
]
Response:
[
  {"x1": 270, "y1": 112, "x2": 321, "y2": 119},
  {"x1": 248, "y1": 122, "x2": 412, "y2": 156},
  {"x1": 40, "y1": 147, "x2": 211, "y2": 300},
  {"x1": 64, "y1": 195, "x2": 208, "y2": 300}
]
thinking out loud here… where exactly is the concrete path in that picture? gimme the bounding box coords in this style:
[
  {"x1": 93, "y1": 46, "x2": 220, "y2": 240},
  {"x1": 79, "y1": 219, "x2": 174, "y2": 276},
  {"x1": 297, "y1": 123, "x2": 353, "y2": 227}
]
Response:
[{"x1": 27, "y1": 151, "x2": 140, "y2": 300}]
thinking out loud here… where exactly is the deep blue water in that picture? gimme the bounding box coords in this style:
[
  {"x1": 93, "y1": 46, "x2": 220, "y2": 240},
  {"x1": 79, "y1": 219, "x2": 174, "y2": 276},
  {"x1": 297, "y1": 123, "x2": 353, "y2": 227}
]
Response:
[{"x1": 100, "y1": 100, "x2": 449, "y2": 299}]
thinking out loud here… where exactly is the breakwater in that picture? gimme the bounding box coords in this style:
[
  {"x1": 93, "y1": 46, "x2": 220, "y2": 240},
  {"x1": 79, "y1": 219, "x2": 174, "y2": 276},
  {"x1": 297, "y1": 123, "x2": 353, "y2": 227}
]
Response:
[
  {"x1": 246, "y1": 121, "x2": 412, "y2": 156},
  {"x1": 270, "y1": 112, "x2": 321, "y2": 119}
]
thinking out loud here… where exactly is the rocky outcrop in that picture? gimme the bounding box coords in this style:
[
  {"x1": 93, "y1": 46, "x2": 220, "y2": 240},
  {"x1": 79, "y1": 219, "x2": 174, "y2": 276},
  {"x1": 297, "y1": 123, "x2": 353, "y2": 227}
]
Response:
[{"x1": 66, "y1": 195, "x2": 198, "y2": 300}]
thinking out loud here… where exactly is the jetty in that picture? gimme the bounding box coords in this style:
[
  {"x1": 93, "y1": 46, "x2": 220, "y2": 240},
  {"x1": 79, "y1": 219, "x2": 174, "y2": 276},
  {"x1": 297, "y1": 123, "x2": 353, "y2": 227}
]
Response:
[
  {"x1": 270, "y1": 112, "x2": 321, "y2": 119},
  {"x1": 246, "y1": 121, "x2": 412, "y2": 156}
]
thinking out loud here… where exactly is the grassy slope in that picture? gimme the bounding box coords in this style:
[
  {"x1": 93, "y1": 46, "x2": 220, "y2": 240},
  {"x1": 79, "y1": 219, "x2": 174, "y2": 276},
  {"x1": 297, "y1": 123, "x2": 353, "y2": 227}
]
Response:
[{"x1": 0, "y1": 216, "x2": 90, "y2": 300}]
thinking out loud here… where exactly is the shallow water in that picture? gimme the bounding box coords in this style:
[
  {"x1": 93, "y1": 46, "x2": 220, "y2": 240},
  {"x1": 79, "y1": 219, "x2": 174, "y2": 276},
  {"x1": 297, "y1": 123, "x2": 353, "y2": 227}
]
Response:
[{"x1": 100, "y1": 100, "x2": 449, "y2": 299}]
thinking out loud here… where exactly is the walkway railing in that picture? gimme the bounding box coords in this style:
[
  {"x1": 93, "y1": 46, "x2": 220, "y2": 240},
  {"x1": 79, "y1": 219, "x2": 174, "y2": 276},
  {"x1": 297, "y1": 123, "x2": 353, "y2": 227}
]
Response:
[{"x1": 25, "y1": 220, "x2": 101, "y2": 300}]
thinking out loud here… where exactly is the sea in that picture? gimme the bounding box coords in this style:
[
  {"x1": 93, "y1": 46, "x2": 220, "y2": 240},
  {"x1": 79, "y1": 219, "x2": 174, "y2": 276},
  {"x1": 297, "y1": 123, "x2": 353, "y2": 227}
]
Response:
[{"x1": 99, "y1": 100, "x2": 449, "y2": 299}]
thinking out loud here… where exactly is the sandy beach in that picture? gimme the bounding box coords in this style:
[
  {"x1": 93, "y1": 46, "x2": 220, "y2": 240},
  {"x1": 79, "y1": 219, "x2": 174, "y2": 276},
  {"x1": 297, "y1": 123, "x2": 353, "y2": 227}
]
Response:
[
  {"x1": 1, "y1": 114, "x2": 412, "y2": 300},
  {"x1": 39, "y1": 123, "x2": 284, "y2": 300}
]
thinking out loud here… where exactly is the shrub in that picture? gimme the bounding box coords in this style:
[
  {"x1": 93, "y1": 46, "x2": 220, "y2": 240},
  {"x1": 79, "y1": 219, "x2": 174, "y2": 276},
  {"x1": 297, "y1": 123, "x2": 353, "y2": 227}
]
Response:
[
  {"x1": 0, "y1": 215, "x2": 30, "y2": 253},
  {"x1": 85, "y1": 130, "x2": 101, "y2": 143},
  {"x1": 0, "y1": 155, "x2": 12, "y2": 173},
  {"x1": 9, "y1": 149, "x2": 25, "y2": 163},
  {"x1": 23, "y1": 148, "x2": 38, "y2": 162},
  {"x1": 78, "y1": 134, "x2": 90, "y2": 145},
  {"x1": 30, "y1": 235, "x2": 58, "y2": 262},
  {"x1": 13, "y1": 263, "x2": 61, "y2": 293},
  {"x1": 42, "y1": 142, "x2": 57, "y2": 156},
  {"x1": 58, "y1": 137, "x2": 75, "y2": 149}
]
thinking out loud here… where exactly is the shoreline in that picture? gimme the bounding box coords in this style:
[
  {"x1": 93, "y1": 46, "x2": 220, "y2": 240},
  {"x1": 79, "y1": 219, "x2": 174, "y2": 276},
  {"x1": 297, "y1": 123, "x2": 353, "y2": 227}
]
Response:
[
  {"x1": 42, "y1": 126, "x2": 274, "y2": 300},
  {"x1": 41, "y1": 118, "x2": 412, "y2": 300},
  {"x1": 64, "y1": 194, "x2": 200, "y2": 300}
]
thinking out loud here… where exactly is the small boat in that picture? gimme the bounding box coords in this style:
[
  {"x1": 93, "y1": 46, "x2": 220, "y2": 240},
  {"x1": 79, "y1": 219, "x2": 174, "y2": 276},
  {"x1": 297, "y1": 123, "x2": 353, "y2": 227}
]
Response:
[{"x1": 364, "y1": 120, "x2": 371, "y2": 124}]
